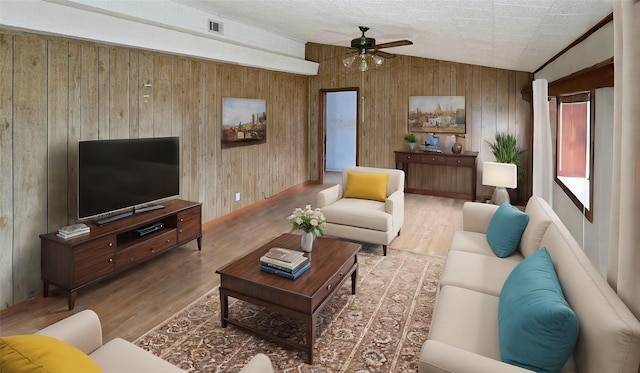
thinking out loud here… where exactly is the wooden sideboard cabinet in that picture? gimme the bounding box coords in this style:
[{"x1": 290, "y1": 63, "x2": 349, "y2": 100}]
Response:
[
  {"x1": 394, "y1": 150, "x2": 478, "y2": 200},
  {"x1": 40, "y1": 199, "x2": 202, "y2": 310}
]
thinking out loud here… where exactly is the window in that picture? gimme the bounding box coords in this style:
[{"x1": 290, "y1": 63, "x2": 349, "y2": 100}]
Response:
[{"x1": 553, "y1": 91, "x2": 594, "y2": 222}]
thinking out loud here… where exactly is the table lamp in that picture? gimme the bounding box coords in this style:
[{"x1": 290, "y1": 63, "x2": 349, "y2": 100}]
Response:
[{"x1": 482, "y1": 161, "x2": 517, "y2": 205}]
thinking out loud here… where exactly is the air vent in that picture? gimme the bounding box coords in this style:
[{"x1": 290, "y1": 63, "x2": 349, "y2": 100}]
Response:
[{"x1": 208, "y1": 20, "x2": 223, "y2": 34}]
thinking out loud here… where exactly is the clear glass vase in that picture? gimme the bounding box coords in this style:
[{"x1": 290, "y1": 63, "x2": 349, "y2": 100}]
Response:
[{"x1": 301, "y1": 232, "x2": 314, "y2": 252}]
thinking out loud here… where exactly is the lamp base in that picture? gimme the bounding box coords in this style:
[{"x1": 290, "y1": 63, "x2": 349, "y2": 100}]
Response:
[{"x1": 491, "y1": 187, "x2": 511, "y2": 205}]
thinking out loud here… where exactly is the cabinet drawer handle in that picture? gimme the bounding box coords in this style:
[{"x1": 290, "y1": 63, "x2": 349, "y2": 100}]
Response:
[
  {"x1": 457, "y1": 160, "x2": 461, "y2": 163},
  {"x1": 108, "y1": 242, "x2": 113, "y2": 247},
  {"x1": 407, "y1": 156, "x2": 411, "y2": 159},
  {"x1": 108, "y1": 258, "x2": 113, "y2": 262},
  {"x1": 327, "y1": 284, "x2": 332, "y2": 291},
  {"x1": 166, "y1": 239, "x2": 170, "y2": 243},
  {"x1": 151, "y1": 248, "x2": 155, "y2": 253},
  {"x1": 431, "y1": 157, "x2": 435, "y2": 161},
  {"x1": 179, "y1": 229, "x2": 183, "y2": 233},
  {"x1": 180, "y1": 218, "x2": 184, "y2": 222},
  {"x1": 130, "y1": 257, "x2": 134, "y2": 261}
]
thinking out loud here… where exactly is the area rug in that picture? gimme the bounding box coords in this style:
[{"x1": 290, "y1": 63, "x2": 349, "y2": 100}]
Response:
[{"x1": 134, "y1": 246, "x2": 445, "y2": 372}]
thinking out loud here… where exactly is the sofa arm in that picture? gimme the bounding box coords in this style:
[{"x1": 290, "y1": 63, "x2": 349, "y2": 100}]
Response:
[
  {"x1": 36, "y1": 309, "x2": 103, "y2": 355},
  {"x1": 317, "y1": 184, "x2": 343, "y2": 208},
  {"x1": 462, "y1": 202, "x2": 499, "y2": 234},
  {"x1": 385, "y1": 190, "x2": 404, "y2": 231},
  {"x1": 420, "y1": 340, "x2": 533, "y2": 373}
]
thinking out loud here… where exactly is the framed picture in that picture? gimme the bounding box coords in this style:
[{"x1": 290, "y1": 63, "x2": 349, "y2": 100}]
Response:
[
  {"x1": 408, "y1": 96, "x2": 466, "y2": 134},
  {"x1": 222, "y1": 97, "x2": 267, "y2": 147}
]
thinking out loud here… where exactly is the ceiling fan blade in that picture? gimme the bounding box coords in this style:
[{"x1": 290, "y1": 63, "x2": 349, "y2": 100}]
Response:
[
  {"x1": 373, "y1": 50, "x2": 396, "y2": 59},
  {"x1": 375, "y1": 40, "x2": 413, "y2": 49}
]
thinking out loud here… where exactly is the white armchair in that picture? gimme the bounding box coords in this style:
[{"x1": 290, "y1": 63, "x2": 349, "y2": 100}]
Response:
[{"x1": 317, "y1": 166, "x2": 405, "y2": 255}]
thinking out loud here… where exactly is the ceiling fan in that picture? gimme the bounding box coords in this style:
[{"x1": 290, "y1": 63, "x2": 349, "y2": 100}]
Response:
[{"x1": 343, "y1": 26, "x2": 413, "y2": 71}]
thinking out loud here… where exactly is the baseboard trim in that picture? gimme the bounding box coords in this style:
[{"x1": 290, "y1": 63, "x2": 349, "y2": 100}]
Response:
[{"x1": 202, "y1": 181, "x2": 312, "y2": 231}]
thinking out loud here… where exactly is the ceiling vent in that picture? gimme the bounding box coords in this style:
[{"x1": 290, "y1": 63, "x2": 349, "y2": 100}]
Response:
[{"x1": 208, "y1": 20, "x2": 223, "y2": 34}]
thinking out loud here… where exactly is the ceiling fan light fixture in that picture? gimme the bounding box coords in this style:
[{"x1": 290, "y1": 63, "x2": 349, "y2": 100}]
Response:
[
  {"x1": 342, "y1": 55, "x2": 356, "y2": 68},
  {"x1": 359, "y1": 57, "x2": 368, "y2": 72},
  {"x1": 371, "y1": 54, "x2": 383, "y2": 67},
  {"x1": 343, "y1": 26, "x2": 410, "y2": 72}
]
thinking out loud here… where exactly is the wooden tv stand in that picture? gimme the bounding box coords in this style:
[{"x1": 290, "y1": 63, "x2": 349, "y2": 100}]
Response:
[{"x1": 40, "y1": 199, "x2": 202, "y2": 310}]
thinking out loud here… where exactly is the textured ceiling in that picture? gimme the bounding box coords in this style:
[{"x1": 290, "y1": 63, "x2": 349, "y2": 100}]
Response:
[{"x1": 177, "y1": 0, "x2": 612, "y2": 72}]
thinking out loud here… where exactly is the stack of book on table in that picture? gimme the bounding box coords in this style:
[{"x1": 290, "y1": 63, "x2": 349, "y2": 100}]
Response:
[
  {"x1": 260, "y1": 247, "x2": 310, "y2": 279},
  {"x1": 57, "y1": 223, "x2": 90, "y2": 239}
]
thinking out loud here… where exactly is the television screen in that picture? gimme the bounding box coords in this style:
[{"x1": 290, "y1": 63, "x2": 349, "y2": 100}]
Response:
[{"x1": 78, "y1": 137, "x2": 180, "y2": 220}]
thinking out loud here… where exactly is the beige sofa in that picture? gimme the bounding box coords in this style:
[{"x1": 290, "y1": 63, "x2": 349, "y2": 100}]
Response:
[
  {"x1": 421, "y1": 196, "x2": 640, "y2": 373},
  {"x1": 31, "y1": 309, "x2": 273, "y2": 373},
  {"x1": 317, "y1": 166, "x2": 404, "y2": 255}
]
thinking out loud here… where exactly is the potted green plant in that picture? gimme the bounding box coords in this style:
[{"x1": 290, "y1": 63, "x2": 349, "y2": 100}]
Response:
[
  {"x1": 404, "y1": 133, "x2": 418, "y2": 151},
  {"x1": 485, "y1": 132, "x2": 525, "y2": 202}
]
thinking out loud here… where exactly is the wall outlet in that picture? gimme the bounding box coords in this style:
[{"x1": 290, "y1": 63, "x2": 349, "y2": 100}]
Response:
[{"x1": 235, "y1": 192, "x2": 240, "y2": 201}]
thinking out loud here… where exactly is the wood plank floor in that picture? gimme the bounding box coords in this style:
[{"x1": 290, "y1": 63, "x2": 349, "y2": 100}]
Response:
[{"x1": 0, "y1": 176, "x2": 464, "y2": 342}]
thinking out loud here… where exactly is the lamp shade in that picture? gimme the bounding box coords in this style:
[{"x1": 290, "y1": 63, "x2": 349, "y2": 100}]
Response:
[
  {"x1": 342, "y1": 55, "x2": 356, "y2": 68},
  {"x1": 483, "y1": 162, "x2": 517, "y2": 188},
  {"x1": 371, "y1": 54, "x2": 383, "y2": 66},
  {"x1": 359, "y1": 57, "x2": 368, "y2": 72}
]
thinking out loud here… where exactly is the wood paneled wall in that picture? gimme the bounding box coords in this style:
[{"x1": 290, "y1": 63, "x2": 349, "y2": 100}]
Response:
[
  {"x1": 0, "y1": 33, "x2": 531, "y2": 310},
  {"x1": 306, "y1": 43, "x2": 533, "y2": 198},
  {"x1": 0, "y1": 30, "x2": 309, "y2": 309}
]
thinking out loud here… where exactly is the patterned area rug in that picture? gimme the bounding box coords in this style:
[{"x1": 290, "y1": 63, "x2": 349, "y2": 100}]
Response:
[{"x1": 134, "y1": 246, "x2": 445, "y2": 372}]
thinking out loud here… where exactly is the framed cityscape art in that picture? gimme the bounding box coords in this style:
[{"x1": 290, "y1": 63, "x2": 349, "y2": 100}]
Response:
[
  {"x1": 408, "y1": 96, "x2": 466, "y2": 134},
  {"x1": 222, "y1": 97, "x2": 267, "y2": 147}
]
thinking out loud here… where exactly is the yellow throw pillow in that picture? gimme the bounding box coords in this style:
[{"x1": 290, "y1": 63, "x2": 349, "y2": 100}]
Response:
[
  {"x1": 0, "y1": 334, "x2": 102, "y2": 373},
  {"x1": 344, "y1": 172, "x2": 389, "y2": 202}
]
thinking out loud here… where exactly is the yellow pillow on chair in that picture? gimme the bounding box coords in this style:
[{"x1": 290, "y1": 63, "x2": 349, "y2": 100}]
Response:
[
  {"x1": 344, "y1": 172, "x2": 389, "y2": 202},
  {"x1": 0, "y1": 334, "x2": 102, "y2": 373}
]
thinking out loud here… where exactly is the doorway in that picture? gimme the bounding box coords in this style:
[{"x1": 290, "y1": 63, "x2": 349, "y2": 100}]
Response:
[{"x1": 320, "y1": 88, "x2": 359, "y2": 183}]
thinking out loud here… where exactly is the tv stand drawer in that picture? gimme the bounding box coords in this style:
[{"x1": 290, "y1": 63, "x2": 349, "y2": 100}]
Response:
[
  {"x1": 73, "y1": 235, "x2": 116, "y2": 287},
  {"x1": 115, "y1": 229, "x2": 177, "y2": 269},
  {"x1": 177, "y1": 206, "x2": 202, "y2": 243}
]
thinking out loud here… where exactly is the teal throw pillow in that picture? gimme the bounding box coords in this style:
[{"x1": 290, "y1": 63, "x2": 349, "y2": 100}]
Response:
[
  {"x1": 486, "y1": 203, "x2": 529, "y2": 257},
  {"x1": 498, "y1": 247, "x2": 579, "y2": 373}
]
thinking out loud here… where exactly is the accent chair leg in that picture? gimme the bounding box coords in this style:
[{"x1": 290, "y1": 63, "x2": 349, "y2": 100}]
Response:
[{"x1": 383, "y1": 245, "x2": 387, "y2": 256}]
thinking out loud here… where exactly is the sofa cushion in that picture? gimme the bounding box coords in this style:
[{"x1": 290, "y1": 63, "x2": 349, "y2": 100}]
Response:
[
  {"x1": 429, "y1": 285, "x2": 502, "y2": 360},
  {"x1": 498, "y1": 247, "x2": 579, "y2": 373},
  {"x1": 519, "y1": 196, "x2": 554, "y2": 257},
  {"x1": 344, "y1": 172, "x2": 389, "y2": 202},
  {"x1": 0, "y1": 334, "x2": 102, "y2": 373},
  {"x1": 439, "y1": 251, "x2": 520, "y2": 296},
  {"x1": 486, "y1": 203, "x2": 529, "y2": 257},
  {"x1": 449, "y1": 231, "x2": 524, "y2": 260},
  {"x1": 321, "y1": 198, "x2": 389, "y2": 231}
]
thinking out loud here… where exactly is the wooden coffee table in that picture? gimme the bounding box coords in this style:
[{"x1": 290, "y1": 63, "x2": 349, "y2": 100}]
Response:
[{"x1": 216, "y1": 233, "x2": 361, "y2": 364}]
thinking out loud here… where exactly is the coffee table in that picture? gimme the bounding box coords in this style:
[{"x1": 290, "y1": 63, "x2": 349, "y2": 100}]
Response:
[{"x1": 216, "y1": 233, "x2": 361, "y2": 364}]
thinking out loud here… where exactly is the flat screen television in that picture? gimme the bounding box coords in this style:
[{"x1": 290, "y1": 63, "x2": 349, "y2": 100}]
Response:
[{"x1": 78, "y1": 137, "x2": 180, "y2": 224}]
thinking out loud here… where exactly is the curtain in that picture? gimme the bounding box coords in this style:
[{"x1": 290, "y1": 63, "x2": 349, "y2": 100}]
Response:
[
  {"x1": 532, "y1": 79, "x2": 553, "y2": 203},
  {"x1": 609, "y1": 0, "x2": 640, "y2": 320}
]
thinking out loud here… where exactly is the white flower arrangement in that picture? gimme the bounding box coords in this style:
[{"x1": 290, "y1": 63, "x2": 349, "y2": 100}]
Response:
[{"x1": 287, "y1": 205, "x2": 326, "y2": 238}]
